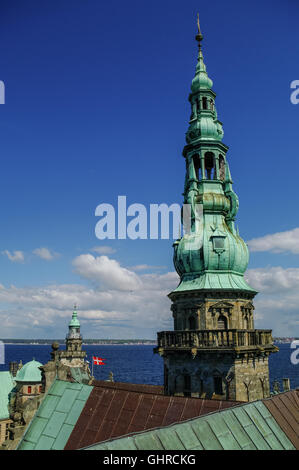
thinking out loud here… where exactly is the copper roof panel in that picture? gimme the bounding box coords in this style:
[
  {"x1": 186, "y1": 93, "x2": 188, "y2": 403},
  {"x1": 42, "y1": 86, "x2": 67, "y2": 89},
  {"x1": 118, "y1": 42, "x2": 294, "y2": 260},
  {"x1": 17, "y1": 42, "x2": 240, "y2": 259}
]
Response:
[
  {"x1": 122, "y1": 392, "x2": 142, "y2": 411},
  {"x1": 149, "y1": 396, "x2": 170, "y2": 419},
  {"x1": 161, "y1": 398, "x2": 186, "y2": 426},
  {"x1": 181, "y1": 398, "x2": 202, "y2": 420},
  {"x1": 263, "y1": 391, "x2": 299, "y2": 449},
  {"x1": 65, "y1": 382, "x2": 240, "y2": 450}
]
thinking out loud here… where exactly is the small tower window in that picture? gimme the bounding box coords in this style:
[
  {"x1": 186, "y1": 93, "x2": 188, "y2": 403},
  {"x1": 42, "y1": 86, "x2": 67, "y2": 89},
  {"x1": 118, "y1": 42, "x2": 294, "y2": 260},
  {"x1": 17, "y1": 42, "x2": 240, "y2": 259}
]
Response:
[
  {"x1": 218, "y1": 315, "x2": 227, "y2": 330},
  {"x1": 27, "y1": 386, "x2": 32, "y2": 394},
  {"x1": 184, "y1": 374, "x2": 191, "y2": 397},
  {"x1": 188, "y1": 316, "x2": 196, "y2": 330},
  {"x1": 164, "y1": 366, "x2": 169, "y2": 394},
  {"x1": 214, "y1": 376, "x2": 223, "y2": 395},
  {"x1": 202, "y1": 97, "x2": 208, "y2": 109},
  {"x1": 214, "y1": 237, "x2": 224, "y2": 250},
  {"x1": 213, "y1": 237, "x2": 225, "y2": 250},
  {"x1": 192, "y1": 155, "x2": 201, "y2": 180},
  {"x1": 204, "y1": 152, "x2": 215, "y2": 179},
  {"x1": 211, "y1": 235, "x2": 226, "y2": 254}
]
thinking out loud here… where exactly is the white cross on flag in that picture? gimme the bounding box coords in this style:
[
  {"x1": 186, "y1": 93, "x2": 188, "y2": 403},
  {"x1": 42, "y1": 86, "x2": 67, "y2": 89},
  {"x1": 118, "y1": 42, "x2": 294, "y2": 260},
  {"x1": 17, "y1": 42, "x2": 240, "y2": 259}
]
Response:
[{"x1": 93, "y1": 356, "x2": 105, "y2": 365}]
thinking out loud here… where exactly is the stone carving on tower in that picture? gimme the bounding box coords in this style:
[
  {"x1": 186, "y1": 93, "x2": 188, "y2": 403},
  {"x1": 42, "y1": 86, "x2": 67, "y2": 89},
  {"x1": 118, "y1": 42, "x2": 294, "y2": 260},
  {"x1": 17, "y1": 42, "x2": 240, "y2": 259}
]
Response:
[{"x1": 154, "y1": 18, "x2": 278, "y2": 402}]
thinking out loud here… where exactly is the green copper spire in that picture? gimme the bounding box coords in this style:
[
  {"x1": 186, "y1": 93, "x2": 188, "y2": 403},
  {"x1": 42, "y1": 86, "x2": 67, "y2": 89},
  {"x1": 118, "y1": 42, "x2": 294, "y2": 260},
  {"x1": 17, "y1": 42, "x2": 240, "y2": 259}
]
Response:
[
  {"x1": 186, "y1": 16, "x2": 223, "y2": 144},
  {"x1": 69, "y1": 304, "x2": 80, "y2": 328},
  {"x1": 173, "y1": 19, "x2": 255, "y2": 294},
  {"x1": 191, "y1": 15, "x2": 213, "y2": 93},
  {"x1": 155, "y1": 17, "x2": 277, "y2": 403}
]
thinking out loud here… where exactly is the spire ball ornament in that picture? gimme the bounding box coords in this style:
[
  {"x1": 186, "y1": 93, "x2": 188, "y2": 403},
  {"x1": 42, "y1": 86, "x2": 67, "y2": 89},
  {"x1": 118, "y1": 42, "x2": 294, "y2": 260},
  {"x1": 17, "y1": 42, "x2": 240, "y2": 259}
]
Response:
[{"x1": 196, "y1": 13, "x2": 203, "y2": 46}]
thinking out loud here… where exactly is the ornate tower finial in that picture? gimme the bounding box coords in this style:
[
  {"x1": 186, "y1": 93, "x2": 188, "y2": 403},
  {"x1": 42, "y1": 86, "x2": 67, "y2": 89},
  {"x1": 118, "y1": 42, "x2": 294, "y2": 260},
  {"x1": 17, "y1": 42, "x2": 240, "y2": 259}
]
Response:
[{"x1": 195, "y1": 13, "x2": 203, "y2": 48}]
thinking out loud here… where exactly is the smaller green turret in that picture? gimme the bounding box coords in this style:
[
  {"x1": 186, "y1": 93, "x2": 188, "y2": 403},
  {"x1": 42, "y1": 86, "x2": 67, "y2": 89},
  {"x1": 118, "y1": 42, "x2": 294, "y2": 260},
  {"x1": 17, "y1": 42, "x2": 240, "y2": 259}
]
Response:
[{"x1": 68, "y1": 305, "x2": 81, "y2": 338}]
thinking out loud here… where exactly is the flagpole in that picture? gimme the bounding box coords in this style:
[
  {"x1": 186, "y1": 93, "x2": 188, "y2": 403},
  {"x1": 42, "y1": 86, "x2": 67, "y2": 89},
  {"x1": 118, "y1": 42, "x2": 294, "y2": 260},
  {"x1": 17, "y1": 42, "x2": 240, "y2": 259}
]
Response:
[{"x1": 92, "y1": 356, "x2": 94, "y2": 378}]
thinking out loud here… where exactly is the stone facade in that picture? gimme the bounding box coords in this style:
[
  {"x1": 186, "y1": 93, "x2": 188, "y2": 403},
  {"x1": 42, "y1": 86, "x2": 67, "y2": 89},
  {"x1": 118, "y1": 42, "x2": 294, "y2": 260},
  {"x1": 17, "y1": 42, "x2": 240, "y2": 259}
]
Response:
[
  {"x1": 163, "y1": 347, "x2": 271, "y2": 402},
  {"x1": 171, "y1": 291, "x2": 255, "y2": 331},
  {"x1": 41, "y1": 342, "x2": 91, "y2": 395},
  {"x1": 12, "y1": 383, "x2": 42, "y2": 406},
  {"x1": 0, "y1": 419, "x2": 11, "y2": 446},
  {"x1": 156, "y1": 289, "x2": 277, "y2": 402}
]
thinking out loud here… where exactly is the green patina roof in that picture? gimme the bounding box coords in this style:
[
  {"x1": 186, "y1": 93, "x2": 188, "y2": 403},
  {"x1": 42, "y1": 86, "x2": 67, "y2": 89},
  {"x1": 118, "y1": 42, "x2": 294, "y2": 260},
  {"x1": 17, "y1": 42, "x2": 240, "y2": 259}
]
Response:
[
  {"x1": 70, "y1": 367, "x2": 90, "y2": 384},
  {"x1": 172, "y1": 271, "x2": 256, "y2": 294},
  {"x1": 69, "y1": 307, "x2": 80, "y2": 328},
  {"x1": 0, "y1": 371, "x2": 15, "y2": 420},
  {"x1": 191, "y1": 49, "x2": 213, "y2": 93},
  {"x1": 15, "y1": 360, "x2": 43, "y2": 383},
  {"x1": 83, "y1": 400, "x2": 295, "y2": 451},
  {"x1": 171, "y1": 22, "x2": 256, "y2": 296},
  {"x1": 18, "y1": 379, "x2": 92, "y2": 450}
]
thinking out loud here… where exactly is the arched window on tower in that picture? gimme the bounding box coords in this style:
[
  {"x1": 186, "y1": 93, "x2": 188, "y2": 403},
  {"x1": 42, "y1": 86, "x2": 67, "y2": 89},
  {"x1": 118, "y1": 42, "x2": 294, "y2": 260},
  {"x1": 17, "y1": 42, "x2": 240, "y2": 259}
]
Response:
[
  {"x1": 204, "y1": 152, "x2": 215, "y2": 179},
  {"x1": 210, "y1": 99, "x2": 214, "y2": 111},
  {"x1": 213, "y1": 375, "x2": 223, "y2": 395},
  {"x1": 183, "y1": 374, "x2": 191, "y2": 397},
  {"x1": 164, "y1": 365, "x2": 169, "y2": 395},
  {"x1": 196, "y1": 98, "x2": 200, "y2": 114},
  {"x1": 188, "y1": 316, "x2": 196, "y2": 330},
  {"x1": 173, "y1": 313, "x2": 178, "y2": 330},
  {"x1": 217, "y1": 315, "x2": 227, "y2": 330},
  {"x1": 192, "y1": 154, "x2": 201, "y2": 180},
  {"x1": 202, "y1": 97, "x2": 208, "y2": 110}
]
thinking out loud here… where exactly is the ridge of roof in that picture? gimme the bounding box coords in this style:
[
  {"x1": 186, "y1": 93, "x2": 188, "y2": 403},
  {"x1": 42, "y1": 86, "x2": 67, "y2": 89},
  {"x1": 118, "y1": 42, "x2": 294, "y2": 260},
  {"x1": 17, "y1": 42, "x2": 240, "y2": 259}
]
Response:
[{"x1": 91, "y1": 379, "x2": 164, "y2": 395}]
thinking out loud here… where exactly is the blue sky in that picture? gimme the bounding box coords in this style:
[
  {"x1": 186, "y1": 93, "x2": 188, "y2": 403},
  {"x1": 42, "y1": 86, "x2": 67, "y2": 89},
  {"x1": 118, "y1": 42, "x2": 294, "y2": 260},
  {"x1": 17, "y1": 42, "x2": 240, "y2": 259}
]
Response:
[{"x1": 0, "y1": 0, "x2": 298, "y2": 339}]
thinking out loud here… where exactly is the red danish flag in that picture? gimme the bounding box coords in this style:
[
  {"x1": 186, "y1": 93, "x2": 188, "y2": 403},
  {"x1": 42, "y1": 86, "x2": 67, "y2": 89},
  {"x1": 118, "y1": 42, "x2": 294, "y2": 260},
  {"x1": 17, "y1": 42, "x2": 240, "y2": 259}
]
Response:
[{"x1": 93, "y1": 356, "x2": 105, "y2": 365}]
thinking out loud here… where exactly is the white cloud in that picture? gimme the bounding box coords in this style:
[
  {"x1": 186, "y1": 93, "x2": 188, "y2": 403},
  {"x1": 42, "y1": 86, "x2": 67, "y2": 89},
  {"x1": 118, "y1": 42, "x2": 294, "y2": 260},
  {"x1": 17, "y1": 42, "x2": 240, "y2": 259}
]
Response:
[
  {"x1": 247, "y1": 227, "x2": 299, "y2": 254},
  {"x1": 0, "y1": 252, "x2": 298, "y2": 339},
  {"x1": 91, "y1": 246, "x2": 116, "y2": 255},
  {"x1": 130, "y1": 264, "x2": 167, "y2": 272},
  {"x1": 244, "y1": 266, "x2": 299, "y2": 335},
  {"x1": 72, "y1": 254, "x2": 142, "y2": 291},
  {"x1": 245, "y1": 266, "x2": 299, "y2": 293},
  {"x1": 2, "y1": 250, "x2": 24, "y2": 263},
  {"x1": 0, "y1": 266, "x2": 179, "y2": 339},
  {"x1": 33, "y1": 247, "x2": 59, "y2": 261}
]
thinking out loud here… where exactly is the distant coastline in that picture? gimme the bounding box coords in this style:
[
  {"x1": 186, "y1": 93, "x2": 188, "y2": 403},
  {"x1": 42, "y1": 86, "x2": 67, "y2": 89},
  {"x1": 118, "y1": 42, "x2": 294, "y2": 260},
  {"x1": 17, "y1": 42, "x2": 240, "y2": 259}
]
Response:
[
  {"x1": 0, "y1": 339, "x2": 157, "y2": 345},
  {"x1": 0, "y1": 337, "x2": 297, "y2": 345}
]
